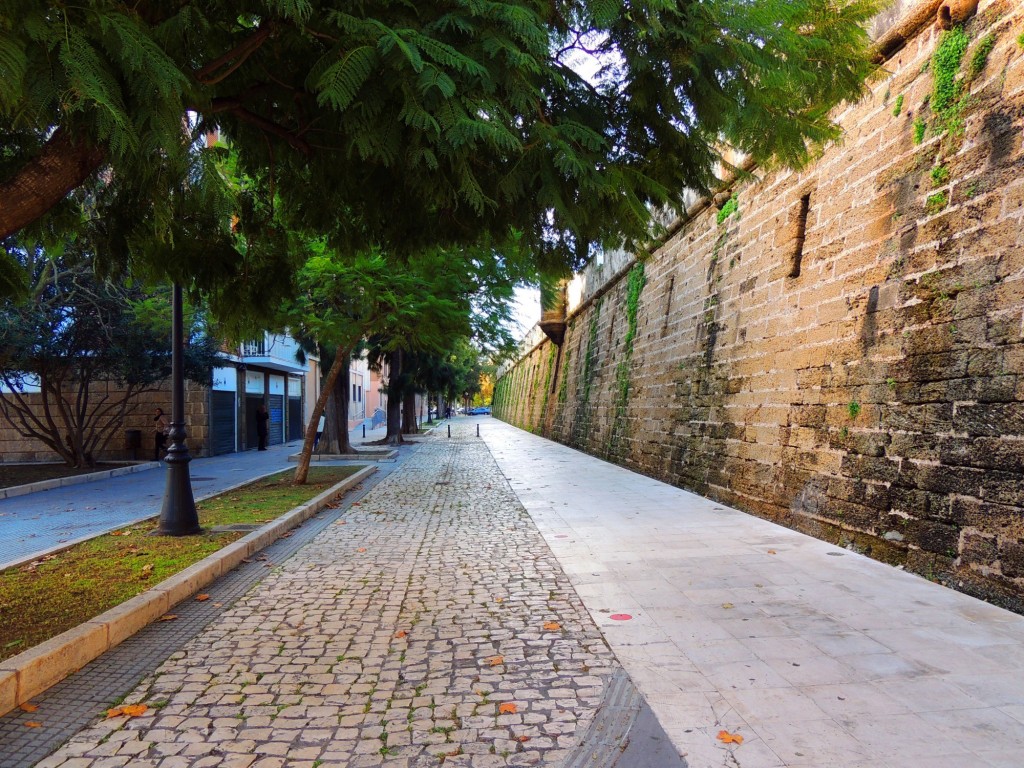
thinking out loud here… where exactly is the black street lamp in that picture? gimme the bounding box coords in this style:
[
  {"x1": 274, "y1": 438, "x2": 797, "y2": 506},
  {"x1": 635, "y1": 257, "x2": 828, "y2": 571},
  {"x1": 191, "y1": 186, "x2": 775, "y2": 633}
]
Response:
[{"x1": 157, "y1": 283, "x2": 201, "y2": 535}]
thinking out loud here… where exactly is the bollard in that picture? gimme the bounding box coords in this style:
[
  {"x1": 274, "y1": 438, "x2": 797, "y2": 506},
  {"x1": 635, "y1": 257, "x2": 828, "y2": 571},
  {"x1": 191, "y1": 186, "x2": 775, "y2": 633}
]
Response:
[
  {"x1": 476, "y1": 424, "x2": 480, "y2": 437},
  {"x1": 447, "y1": 425, "x2": 451, "y2": 438},
  {"x1": 362, "y1": 424, "x2": 366, "y2": 438}
]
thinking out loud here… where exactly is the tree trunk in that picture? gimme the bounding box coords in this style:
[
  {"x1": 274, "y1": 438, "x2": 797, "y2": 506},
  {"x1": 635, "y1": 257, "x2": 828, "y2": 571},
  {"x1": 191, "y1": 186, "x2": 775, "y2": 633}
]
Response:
[
  {"x1": 334, "y1": 353, "x2": 354, "y2": 454},
  {"x1": 0, "y1": 129, "x2": 106, "y2": 240},
  {"x1": 384, "y1": 349, "x2": 404, "y2": 445},
  {"x1": 438, "y1": 392, "x2": 446, "y2": 420},
  {"x1": 294, "y1": 345, "x2": 349, "y2": 484},
  {"x1": 402, "y1": 390, "x2": 417, "y2": 434}
]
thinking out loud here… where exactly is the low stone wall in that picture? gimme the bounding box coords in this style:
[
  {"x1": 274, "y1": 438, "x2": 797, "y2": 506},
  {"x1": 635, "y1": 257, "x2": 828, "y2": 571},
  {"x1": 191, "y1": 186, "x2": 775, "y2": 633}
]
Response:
[
  {"x1": 496, "y1": 3, "x2": 1024, "y2": 609},
  {"x1": 0, "y1": 382, "x2": 210, "y2": 463}
]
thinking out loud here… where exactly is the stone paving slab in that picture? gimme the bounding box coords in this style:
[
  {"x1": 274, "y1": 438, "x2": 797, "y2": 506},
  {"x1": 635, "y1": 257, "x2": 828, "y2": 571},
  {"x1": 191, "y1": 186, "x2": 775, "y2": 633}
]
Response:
[
  {"x1": 482, "y1": 419, "x2": 1024, "y2": 768},
  {"x1": 0, "y1": 463, "x2": 392, "y2": 768},
  {"x1": 29, "y1": 426, "x2": 626, "y2": 768}
]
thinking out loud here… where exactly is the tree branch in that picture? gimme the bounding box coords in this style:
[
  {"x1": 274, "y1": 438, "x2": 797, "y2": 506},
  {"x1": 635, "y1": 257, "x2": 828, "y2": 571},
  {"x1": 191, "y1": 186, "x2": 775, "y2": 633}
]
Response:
[
  {"x1": 206, "y1": 99, "x2": 312, "y2": 156},
  {"x1": 195, "y1": 23, "x2": 276, "y2": 86},
  {"x1": 0, "y1": 128, "x2": 106, "y2": 241}
]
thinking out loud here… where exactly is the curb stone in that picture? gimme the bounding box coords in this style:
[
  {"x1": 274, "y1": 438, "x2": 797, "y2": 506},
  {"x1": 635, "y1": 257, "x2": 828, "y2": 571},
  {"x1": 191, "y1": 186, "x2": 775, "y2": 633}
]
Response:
[
  {"x1": 0, "y1": 463, "x2": 376, "y2": 717},
  {"x1": 0, "y1": 462, "x2": 161, "y2": 500}
]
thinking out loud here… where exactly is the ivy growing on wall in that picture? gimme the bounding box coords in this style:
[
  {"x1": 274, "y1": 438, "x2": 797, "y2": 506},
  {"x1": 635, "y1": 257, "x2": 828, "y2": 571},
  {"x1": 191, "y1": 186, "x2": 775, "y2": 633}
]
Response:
[
  {"x1": 609, "y1": 263, "x2": 647, "y2": 457},
  {"x1": 572, "y1": 297, "x2": 602, "y2": 443},
  {"x1": 536, "y1": 343, "x2": 557, "y2": 433},
  {"x1": 557, "y1": 348, "x2": 572, "y2": 405}
]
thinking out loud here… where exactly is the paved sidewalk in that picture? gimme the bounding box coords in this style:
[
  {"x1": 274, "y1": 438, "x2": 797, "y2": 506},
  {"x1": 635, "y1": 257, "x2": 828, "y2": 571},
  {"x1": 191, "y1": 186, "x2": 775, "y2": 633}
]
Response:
[
  {"x1": 482, "y1": 419, "x2": 1024, "y2": 767},
  {"x1": 0, "y1": 423, "x2": 390, "y2": 570},
  {"x1": 30, "y1": 424, "x2": 623, "y2": 768}
]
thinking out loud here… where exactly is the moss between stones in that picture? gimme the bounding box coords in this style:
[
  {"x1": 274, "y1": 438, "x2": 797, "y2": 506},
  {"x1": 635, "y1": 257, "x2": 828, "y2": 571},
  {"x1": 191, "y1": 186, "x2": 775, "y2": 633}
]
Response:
[{"x1": 892, "y1": 94, "x2": 904, "y2": 117}]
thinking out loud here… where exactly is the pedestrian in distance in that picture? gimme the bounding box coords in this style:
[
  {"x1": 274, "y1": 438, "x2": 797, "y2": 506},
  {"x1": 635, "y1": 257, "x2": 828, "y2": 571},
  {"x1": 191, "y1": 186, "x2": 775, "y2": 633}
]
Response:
[
  {"x1": 256, "y1": 403, "x2": 270, "y2": 451},
  {"x1": 153, "y1": 407, "x2": 169, "y2": 460}
]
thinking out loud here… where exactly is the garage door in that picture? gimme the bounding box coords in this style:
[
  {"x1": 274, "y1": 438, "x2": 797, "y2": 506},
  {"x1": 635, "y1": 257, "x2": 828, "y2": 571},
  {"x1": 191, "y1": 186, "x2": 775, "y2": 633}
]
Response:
[
  {"x1": 268, "y1": 394, "x2": 284, "y2": 446},
  {"x1": 210, "y1": 390, "x2": 236, "y2": 455}
]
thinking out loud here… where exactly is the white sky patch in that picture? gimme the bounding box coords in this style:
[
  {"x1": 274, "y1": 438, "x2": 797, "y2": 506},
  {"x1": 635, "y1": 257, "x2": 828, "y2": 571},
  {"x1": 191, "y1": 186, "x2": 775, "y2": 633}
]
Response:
[{"x1": 510, "y1": 285, "x2": 541, "y2": 335}]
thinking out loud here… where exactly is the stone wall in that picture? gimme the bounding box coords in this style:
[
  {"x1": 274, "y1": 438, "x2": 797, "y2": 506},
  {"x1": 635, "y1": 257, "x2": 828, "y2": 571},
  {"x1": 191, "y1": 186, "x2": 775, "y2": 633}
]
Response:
[
  {"x1": 495, "y1": 2, "x2": 1024, "y2": 609},
  {"x1": 0, "y1": 381, "x2": 211, "y2": 463}
]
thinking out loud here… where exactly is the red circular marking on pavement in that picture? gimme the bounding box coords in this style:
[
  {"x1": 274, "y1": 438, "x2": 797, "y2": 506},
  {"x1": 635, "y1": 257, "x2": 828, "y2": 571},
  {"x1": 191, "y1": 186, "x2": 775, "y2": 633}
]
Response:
[{"x1": 609, "y1": 614, "x2": 633, "y2": 621}]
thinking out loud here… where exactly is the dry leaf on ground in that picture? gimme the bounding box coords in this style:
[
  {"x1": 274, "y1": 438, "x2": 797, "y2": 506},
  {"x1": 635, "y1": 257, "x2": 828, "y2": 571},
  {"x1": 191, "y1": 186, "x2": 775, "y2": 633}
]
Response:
[
  {"x1": 394, "y1": 630, "x2": 407, "y2": 638},
  {"x1": 488, "y1": 656, "x2": 504, "y2": 666},
  {"x1": 24, "y1": 721, "x2": 41, "y2": 728},
  {"x1": 195, "y1": 594, "x2": 210, "y2": 602},
  {"x1": 141, "y1": 564, "x2": 154, "y2": 575},
  {"x1": 19, "y1": 703, "x2": 38, "y2": 713},
  {"x1": 542, "y1": 622, "x2": 561, "y2": 631},
  {"x1": 717, "y1": 730, "x2": 743, "y2": 744},
  {"x1": 498, "y1": 703, "x2": 518, "y2": 714},
  {"x1": 157, "y1": 614, "x2": 177, "y2": 622},
  {"x1": 107, "y1": 704, "x2": 148, "y2": 719},
  {"x1": 722, "y1": 603, "x2": 734, "y2": 609},
  {"x1": 356, "y1": 547, "x2": 366, "y2": 552}
]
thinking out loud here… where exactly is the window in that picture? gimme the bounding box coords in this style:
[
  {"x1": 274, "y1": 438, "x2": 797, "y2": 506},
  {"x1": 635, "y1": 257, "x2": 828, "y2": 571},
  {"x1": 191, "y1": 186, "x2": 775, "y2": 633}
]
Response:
[{"x1": 790, "y1": 193, "x2": 811, "y2": 278}]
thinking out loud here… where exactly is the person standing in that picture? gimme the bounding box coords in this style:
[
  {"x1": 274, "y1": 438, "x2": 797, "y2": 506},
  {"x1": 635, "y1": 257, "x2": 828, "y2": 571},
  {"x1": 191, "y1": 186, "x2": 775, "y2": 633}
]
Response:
[
  {"x1": 256, "y1": 403, "x2": 270, "y2": 451},
  {"x1": 153, "y1": 407, "x2": 169, "y2": 460}
]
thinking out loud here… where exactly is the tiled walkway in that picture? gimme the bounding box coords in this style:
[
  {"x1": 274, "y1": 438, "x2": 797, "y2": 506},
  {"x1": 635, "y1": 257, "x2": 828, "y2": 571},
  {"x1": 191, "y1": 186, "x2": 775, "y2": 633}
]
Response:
[
  {"x1": 483, "y1": 419, "x2": 1024, "y2": 767},
  {"x1": 9, "y1": 419, "x2": 1024, "y2": 767},
  {"x1": 27, "y1": 425, "x2": 622, "y2": 768}
]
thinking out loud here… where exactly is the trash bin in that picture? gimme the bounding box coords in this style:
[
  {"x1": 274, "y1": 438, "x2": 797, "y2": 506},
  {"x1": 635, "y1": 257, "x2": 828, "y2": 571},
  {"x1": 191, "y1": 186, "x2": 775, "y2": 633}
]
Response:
[{"x1": 125, "y1": 429, "x2": 142, "y2": 460}]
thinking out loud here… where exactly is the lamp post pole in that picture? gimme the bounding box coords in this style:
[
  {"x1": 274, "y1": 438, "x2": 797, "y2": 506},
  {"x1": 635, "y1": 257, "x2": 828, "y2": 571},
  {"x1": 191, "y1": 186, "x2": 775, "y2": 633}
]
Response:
[{"x1": 157, "y1": 283, "x2": 201, "y2": 535}]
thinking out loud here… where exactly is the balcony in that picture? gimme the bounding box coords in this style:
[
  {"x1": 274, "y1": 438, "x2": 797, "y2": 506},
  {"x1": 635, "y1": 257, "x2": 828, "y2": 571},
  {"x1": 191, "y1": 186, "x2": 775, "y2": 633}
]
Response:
[{"x1": 239, "y1": 334, "x2": 307, "y2": 374}]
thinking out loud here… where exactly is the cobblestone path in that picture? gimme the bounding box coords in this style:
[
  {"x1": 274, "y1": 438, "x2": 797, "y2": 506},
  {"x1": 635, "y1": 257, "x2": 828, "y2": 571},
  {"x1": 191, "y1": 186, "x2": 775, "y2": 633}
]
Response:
[{"x1": 36, "y1": 431, "x2": 617, "y2": 768}]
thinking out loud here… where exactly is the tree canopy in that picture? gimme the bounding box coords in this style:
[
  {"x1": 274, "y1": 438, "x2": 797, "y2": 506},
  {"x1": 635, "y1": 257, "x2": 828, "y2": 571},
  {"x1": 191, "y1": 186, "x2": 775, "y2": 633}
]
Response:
[{"x1": 1, "y1": 0, "x2": 881, "y2": 298}]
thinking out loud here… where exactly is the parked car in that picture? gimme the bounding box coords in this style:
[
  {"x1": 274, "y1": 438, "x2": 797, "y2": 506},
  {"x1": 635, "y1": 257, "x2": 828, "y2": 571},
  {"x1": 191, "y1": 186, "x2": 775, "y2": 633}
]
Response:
[{"x1": 467, "y1": 406, "x2": 492, "y2": 415}]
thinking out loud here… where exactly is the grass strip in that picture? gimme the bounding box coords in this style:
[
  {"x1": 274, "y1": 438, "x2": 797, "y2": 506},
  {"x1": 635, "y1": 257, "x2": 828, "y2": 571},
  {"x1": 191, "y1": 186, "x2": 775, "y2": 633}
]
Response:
[{"x1": 0, "y1": 466, "x2": 361, "y2": 661}]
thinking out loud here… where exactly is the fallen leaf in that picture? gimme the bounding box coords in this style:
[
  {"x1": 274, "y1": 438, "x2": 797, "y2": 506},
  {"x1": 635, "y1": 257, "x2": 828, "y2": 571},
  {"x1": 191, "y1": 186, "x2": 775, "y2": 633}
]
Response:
[
  {"x1": 281, "y1": 532, "x2": 293, "y2": 538},
  {"x1": 195, "y1": 594, "x2": 210, "y2": 602},
  {"x1": 495, "y1": 597, "x2": 504, "y2": 603},
  {"x1": 351, "y1": 502, "x2": 361, "y2": 506},
  {"x1": 717, "y1": 730, "x2": 743, "y2": 744},
  {"x1": 141, "y1": 564, "x2": 154, "y2": 575},
  {"x1": 498, "y1": 703, "x2": 518, "y2": 714},
  {"x1": 488, "y1": 656, "x2": 504, "y2": 666},
  {"x1": 394, "y1": 630, "x2": 407, "y2": 638},
  {"x1": 24, "y1": 721, "x2": 42, "y2": 728},
  {"x1": 357, "y1": 547, "x2": 366, "y2": 552},
  {"x1": 767, "y1": 550, "x2": 777, "y2": 555},
  {"x1": 213, "y1": 603, "x2": 223, "y2": 608},
  {"x1": 120, "y1": 704, "x2": 148, "y2": 717},
  {"x1": 517, "y1": 736, "x2": 530, "y2": 743},
  {"x1": 722, "y1": 603, "x2": 734, "y2": 609},
  {"x1": 542, "y1": 622, "x2": 561, "y2": 631},
  {"x1": 19, "y1": 703, "x2": 38, "y2": 713},
  {"x1": 157, "y1": 614, "x2": 178, "y2": 622}
]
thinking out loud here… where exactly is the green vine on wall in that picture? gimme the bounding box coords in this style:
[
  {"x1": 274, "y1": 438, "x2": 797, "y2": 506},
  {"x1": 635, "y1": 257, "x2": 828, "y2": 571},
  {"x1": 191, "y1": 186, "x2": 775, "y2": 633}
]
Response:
[
  {"x1": 536, "y1": 343, "x2": 557, "y2": 433},
  {"x1": 609, "y1": 263, "x2": 647, "y2": 457},
  {"x1": 572, "y1": 298, "x2": 602, "y2": 443},
  {"x1": 557, "y1": 348, "x2": 572, "y2": 405},
  {"x1": 932, "y1": 26, "x2": 971, "y2": 137}
]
